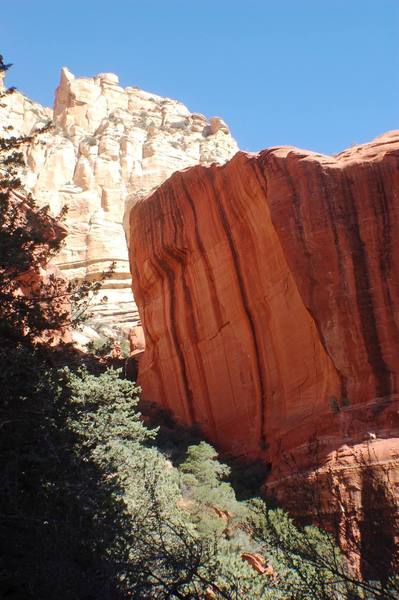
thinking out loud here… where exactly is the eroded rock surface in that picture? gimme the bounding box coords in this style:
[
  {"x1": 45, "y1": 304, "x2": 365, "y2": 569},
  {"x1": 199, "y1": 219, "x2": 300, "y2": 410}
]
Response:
[
  {"x1": 0, "y1": 68, "x2": 238, "y2": 341},
  {"x1": 130, "y1": 132, "x2": 399, "y2": 564}
]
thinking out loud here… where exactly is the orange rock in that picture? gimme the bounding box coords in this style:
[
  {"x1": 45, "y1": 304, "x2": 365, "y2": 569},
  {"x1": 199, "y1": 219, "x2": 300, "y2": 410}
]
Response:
[
  {"x1": 241, "y1": 552, "x2": 267, "y2": 574},
  {"x1": 128, "y1": 325, "x2": 146, "y2": 357},
  {"x1": 129, "y1": 132, "x2": 399, "y2": 567}
]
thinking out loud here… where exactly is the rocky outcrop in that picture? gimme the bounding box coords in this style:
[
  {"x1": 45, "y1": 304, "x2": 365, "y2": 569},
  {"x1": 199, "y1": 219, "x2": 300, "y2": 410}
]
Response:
[
  {"x1": 130, "y1": 132, "x2": 399, "y2": 566},
  {"x1": 0, "y1": 69, "x2": 238, "y2": 341},
  {"x1": 241, "y1": 553, "x2": 274, "y2": 576}
]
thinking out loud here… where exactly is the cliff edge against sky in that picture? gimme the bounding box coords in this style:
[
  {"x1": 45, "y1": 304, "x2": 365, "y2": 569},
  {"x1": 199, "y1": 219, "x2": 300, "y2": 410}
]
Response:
[{"x1": 0, "y1": 67, "x2": 237, "y2": 342}]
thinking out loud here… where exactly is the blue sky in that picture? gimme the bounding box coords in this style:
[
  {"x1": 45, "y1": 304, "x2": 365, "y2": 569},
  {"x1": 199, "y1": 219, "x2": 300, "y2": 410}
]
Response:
[{"x1": 1, "y1": 0, "x2": 397, "y2": 154}]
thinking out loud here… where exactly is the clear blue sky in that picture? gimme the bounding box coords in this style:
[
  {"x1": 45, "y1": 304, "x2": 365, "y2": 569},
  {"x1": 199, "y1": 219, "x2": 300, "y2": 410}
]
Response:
[{"x1": 1, "y1": 0, "x2": 397, "y2": 154}]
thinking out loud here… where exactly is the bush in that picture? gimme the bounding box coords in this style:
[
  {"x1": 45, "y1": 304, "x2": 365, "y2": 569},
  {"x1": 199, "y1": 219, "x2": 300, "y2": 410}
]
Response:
[{"x1": 248, "y1": 499, "x2": 399, "y2": 599}]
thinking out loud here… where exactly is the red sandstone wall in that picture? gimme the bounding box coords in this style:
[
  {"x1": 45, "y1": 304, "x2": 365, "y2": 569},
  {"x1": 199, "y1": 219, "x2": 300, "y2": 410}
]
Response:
[
  {"x1": 129, "y1": 132, "x2": 399, "y2": 567},
  {"x1": 130, "y1": 131, "x2": 399, "y2": 467}
]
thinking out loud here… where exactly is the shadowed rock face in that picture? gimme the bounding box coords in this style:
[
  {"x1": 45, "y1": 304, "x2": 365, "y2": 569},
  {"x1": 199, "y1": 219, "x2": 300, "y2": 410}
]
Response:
[{"x1": 130, "y1": 131, "x2": 399, "y2": 564}]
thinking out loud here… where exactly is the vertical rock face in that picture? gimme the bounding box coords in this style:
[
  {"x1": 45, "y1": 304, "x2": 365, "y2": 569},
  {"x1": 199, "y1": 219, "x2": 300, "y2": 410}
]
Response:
[
  {"x1": 0, "y1": 68, "x2": 238, "y2": 340},
  {"x1": 130, "y1": 132, "x2": 399, "y2": 560}
]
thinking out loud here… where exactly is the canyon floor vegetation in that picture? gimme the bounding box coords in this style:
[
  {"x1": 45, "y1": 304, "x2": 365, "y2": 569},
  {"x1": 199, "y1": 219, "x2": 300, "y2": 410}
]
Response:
[{"x1": 1, "y1": 55, "x2": 398, "y2": 599}]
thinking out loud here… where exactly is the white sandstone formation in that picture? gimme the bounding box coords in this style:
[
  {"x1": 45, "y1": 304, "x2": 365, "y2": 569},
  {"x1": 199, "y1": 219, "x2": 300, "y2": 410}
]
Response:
[{"x1": 0, "y1": 68, "x2": 238, "y2": 342}]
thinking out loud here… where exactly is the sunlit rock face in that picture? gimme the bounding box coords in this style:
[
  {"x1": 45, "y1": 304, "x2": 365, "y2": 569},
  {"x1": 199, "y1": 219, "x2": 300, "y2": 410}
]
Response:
[
  {"x1": 0, "y1": 68, "x2": 238, "y2": 341},
  {"x1": 130, "y1": 132, "x2": 399, "y2": 565}
]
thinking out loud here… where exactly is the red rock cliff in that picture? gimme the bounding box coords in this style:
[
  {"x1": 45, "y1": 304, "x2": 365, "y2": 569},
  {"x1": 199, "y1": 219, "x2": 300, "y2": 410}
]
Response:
[{"x1": 129, "y1": 132, "x2": 399, "y2": 566}]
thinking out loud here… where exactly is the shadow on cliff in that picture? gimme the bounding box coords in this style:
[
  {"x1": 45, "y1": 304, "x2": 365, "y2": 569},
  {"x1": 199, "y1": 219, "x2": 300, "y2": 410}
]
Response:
[
  {"x1": 139, "y1": 400, "x2": 204, "y2": 464},
  {"x1": 359, "y1": 467, "x2": 398, "y2": 583},
  {"x1": 0, "y1": 344, "x2": 130, "y2": 600},
  {"x1": 264, "y1": 436, "x2": 399, "y2": 584}
]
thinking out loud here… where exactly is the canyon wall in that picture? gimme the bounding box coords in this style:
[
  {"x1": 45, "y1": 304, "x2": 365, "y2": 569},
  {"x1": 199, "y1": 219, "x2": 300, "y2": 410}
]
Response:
[
  {"x1": 130, "y1": 132, "x2": 399, "y2": 565},
  {"x1": 0, "y1": 69, "x2": 237, "y2": 342}
]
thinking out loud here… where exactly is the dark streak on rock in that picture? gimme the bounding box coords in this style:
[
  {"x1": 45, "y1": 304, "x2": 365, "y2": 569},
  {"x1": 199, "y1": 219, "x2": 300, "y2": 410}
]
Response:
[
  {"x1": 273, "y1": 157, "x2": 348, "y2": 397},
  {"x1": 153, "y1": 187, "x2": 197, "y2": 424},
  {"x1": 341, "y1": 171, "x2": 391, "y2": 397},
  {"x1": 213, "y1": 168, "x2": 268, "y2": 450}
]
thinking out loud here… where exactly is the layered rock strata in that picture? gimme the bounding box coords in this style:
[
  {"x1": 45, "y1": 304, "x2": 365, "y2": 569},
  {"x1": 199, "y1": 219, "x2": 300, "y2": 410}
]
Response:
[
  {"x1": 130, "y1": 132, "x2": 399, "y2": 567},
  {"x1": 0, "y1": 68, "x2": 238, "y2": 340}
]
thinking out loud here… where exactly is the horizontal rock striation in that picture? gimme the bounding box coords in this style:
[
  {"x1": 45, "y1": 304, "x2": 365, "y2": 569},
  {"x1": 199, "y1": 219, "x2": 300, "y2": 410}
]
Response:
[
  {"x1": 130, "y1": 132, "x2": 399, "y2": 567},
  {"x1": 0, "y1": 68, "x2": 238, "y2": 341}
]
